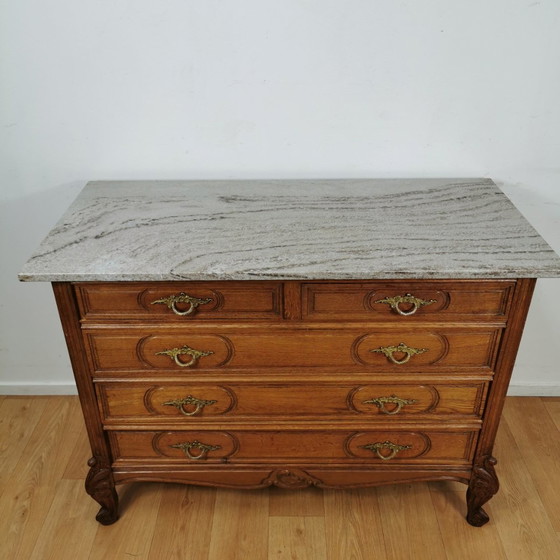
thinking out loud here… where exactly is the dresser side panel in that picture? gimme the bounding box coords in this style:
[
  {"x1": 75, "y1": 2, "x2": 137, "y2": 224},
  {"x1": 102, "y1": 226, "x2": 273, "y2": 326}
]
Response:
[
  {"x1": 52, "y1": 282, "x2": 113, "y2": 461},
  {"x1": 474, "y1": 278, "x2": 536, "y2": 460}
]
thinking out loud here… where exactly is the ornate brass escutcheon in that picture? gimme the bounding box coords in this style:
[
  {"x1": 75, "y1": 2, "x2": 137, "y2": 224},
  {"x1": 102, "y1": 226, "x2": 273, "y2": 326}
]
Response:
[
  {"x1": 163, "y1": 395, "x2": 217, "y2": 416},
  {"x1": 170, "y1": 440, "x2": 221, "y2": 460},
  {"x1": 155, "y1": 345, "x2": 214, "y2": 367},
  {"x1": 363, "y1": 395, "x2": 417, "y2": 415},
  {"x1": 360, "y1": 440, "x2": 412, "y2": 460},
  {"x1": 369, "y1": 342, "x2": 428, "y2": 365},
  {"x1": 374, "y1": 293, "x2": 436, "y2": 316},
  {"x1": 151, "y1": 292, "x2": 213, "y2": 316}
]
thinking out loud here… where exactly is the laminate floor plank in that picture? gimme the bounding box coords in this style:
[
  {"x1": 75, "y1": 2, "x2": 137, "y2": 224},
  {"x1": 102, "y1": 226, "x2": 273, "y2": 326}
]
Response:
[
  {"x1": 269, "y1": 487, "x2": 325, "y2": 517},
  {"x1": 2, "y1": 396, "x2": 560, "y2": 559},
  {"x1": 268, "y1": 517, "x2": 327, "y2": 560},
  {"x1": 323, "y1": 488, "x2": 386, "y2": 560},
  {"x1": 28, "y1": 479, "x2": 98, "y2": 560},
  {"x1": 378, "y1": 483, "x2": 447, "y2": 560},
  {"x1": 542, "y1": 397, "x2": 560, "y2": 432},
  {"x1": 88, "y1": 483, "x2": 164, "y2": 560},
  {"x1": 502, "y1": 397, "x2": 560, "y2": 531},
  {"x1": 0, "y1": 397, "x2": 81, "y2": 560},
  {"x1": 0, "y1": 396, "x2": 48, "y2": 488},
  {"x1": 490, "y1": 417, "x2": 559, "y2": 560},
  {"x1": 62, "y1": 418, "x2": 91, "y2": 480},
  {"x1": 148, "y1": 484, "x2": 216, "y2": 560},
  {"x1": 430, "y1": 488, "x2": 507, "y2": 559},
  {"x1": 207, "y1": 488, "x2": 269, "y2": 560}
]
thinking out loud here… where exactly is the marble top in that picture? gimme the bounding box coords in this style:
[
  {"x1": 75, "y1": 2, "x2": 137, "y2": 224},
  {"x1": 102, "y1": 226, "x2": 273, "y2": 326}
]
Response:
[{"x1": 19, "y1": 179, "x2": 560, "y2": 281}]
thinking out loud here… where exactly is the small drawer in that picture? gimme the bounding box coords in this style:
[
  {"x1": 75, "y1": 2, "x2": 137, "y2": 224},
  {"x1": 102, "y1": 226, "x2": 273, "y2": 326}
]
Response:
[
  {"x1": 109, "y1": 429, "x2": 478, "y2": 465},
  {"x1": 302, "y1": 281, "x2": 515, "y2": 322},
  {"x1": 75, "y1": 282, "x2": 283, "y2": 321},
  {"x1": 85, "y1": 327, "x2": 502, "y2": 373},
  {"x1": 97, "y1": 381, "x2": 488, "y2": 421}
]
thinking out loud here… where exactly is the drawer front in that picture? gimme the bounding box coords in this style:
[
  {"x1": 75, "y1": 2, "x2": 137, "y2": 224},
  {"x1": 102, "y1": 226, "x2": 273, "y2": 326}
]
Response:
[
  {"x1": 302, "y1": 281, "x2": 515, "y2": 321},
  {"x1": 110, "y1": 429, "x2": 478, "y2": 465},
  {"x1": 97, "y1": 382, "x2": 488, "y2": 421},
  {"x1": 75, "y1": 282, "x2": 283, "y2": 321},
  {"x1": 85, "y1": 328, "x2": 501, "y2": 372}
]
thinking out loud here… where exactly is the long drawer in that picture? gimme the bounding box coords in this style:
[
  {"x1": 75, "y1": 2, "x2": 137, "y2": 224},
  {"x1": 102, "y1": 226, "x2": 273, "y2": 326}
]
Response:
[
  {"x1": 97, "y1": 381, "x2": 489, "y2": 421},
  {"x1": 109, "y1": 428, "x2": 479, "y2": 465},
  {"x1": 84, "y1": 327, "x2": 502, "y2": 373}
]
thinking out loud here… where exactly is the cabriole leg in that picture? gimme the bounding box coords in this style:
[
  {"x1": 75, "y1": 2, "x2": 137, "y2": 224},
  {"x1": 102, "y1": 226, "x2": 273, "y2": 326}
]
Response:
[
  {"x1": 466, "y1": 455, "x2": 499, "y2": 527},
  {"x1": 85, "y1": 456, "x2": 119, "y2": 525}
]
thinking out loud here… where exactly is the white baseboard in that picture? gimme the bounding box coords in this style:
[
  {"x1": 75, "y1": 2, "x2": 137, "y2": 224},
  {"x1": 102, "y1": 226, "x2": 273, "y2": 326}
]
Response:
[
  {"x1": 0, "y1": 382, "x2": 78, "y2": 395},
  {"x1": 1, "y1": 382, "x2": 558, "y2": 397},
  {"x1": 507, "y1": 383, "x2": 560, "y2": 396}
]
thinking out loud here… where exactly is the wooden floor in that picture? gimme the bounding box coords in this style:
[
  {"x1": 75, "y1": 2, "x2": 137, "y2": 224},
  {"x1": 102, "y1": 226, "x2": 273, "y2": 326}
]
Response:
[{"x1": 1, "y1": 396, "x2": 559, "y2": 560}]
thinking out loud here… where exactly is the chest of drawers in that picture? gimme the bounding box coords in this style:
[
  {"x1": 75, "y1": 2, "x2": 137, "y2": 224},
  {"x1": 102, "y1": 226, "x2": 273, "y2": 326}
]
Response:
[{"x1": 20, "y1": 179, "x2": 560, "y2": 527}]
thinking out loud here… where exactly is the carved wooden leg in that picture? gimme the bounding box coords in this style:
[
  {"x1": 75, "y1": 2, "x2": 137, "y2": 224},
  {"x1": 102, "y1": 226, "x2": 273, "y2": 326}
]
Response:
[
  {"x1": 85, "y1": 457, "x2": 119, "y2": 525},
  {"x1": 466, "y1": 455, "x2": 499, "y2": 526}
]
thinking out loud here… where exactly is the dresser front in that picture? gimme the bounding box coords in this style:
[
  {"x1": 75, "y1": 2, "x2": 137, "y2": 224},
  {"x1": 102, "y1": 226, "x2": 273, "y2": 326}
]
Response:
[{"x1": 56, "y1": 278, "x2": 532, "y2": 511}]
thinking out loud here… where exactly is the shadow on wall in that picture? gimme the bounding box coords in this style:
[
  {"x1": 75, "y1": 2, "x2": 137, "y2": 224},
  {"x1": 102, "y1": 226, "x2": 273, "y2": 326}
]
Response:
[
  {"x1": 0, "y1": 181, "x2": 86, "y2": 392},
  {"x1": 497, "y1": 180, "x2": 560, "y2": 252},
  {"x1": 495, "y1": 180, "x2": 560, "y2": 393}
]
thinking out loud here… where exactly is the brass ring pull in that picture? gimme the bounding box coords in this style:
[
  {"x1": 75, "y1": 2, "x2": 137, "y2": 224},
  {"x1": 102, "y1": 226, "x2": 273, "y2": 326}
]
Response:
[
  {"x1": 369, "y1": 342, "x2": 427, "y2": 365},
  {"x1": 170, "y1": 440, "x2": 221, "y2": 460},
  {"x1": 163, "y1": 395, "x2": 217, "y2": 416},
  {"x1": 151, "y1": 293, "x2": 213, "y2": 316},
  {"x1": 360, "y1": 440, "x2": 412, "y2": 460},
  {"x1": 374, "y1": 293, "x2": 436, "y2": 316},
  {"x1": 155, "y1": 345, "x2": 214, "y2": 368},
  {"x1": 363, "y1": 395, "x2": 417, "y2": 415}
]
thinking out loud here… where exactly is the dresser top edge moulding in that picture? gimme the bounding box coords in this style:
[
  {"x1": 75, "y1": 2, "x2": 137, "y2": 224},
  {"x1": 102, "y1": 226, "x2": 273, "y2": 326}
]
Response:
[{"x1": 18, "y1": 178, "x2": 560, "y2": 282}]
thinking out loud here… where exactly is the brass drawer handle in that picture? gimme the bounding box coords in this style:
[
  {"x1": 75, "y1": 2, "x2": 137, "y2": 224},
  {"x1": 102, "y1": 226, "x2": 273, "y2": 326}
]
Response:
[
  {"x1": 370, "y1": 342, "x2": 427, "y2": 365},
  {"x1": 363, "y1": 395, "x2": 417, "y2": 415},
  {"x1": 374, "y1": 293, "x2": 436, "y2": 316},
  {"x1": 155, "y1": 345, "x2": 214, "y2": 367},
  {"x1": 360, "y1": 440, "x2": 411, "y2": 460},
  {"x1": 170, "y1": 440, "x2": 221, "y2": 461},
  {"x1": 163, "y1": 395, "x2": 217, "y2": 416},
  {"x1": 151, "y1": 293, "x2": 213, "y2": 316}
]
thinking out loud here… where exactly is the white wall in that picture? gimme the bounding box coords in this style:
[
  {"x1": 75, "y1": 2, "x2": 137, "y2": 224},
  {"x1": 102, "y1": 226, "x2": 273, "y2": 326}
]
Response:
[{"x1": 1, "y1": 0, "x2": 559, "y2": 394}]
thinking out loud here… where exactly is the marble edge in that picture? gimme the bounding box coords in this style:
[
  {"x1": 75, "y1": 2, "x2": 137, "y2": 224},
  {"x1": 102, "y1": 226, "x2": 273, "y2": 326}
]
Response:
[
  {"x1": 17, "y1": 269, "x2": 560, "y2": 282},
  {"x1": 81, "y1": 176, "x2": 495, "y2": 186}
]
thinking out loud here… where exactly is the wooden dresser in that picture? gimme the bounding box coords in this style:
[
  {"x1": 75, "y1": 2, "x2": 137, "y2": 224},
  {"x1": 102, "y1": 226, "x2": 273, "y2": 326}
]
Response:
[{"x1": 19, "y1": 179, "x2": 560, "y2": 527}]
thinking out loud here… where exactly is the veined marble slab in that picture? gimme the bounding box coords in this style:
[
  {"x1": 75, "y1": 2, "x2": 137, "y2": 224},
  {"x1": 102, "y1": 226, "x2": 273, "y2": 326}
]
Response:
[{"x1": 19, "y1": 178, "x2": 560, "y2": 281}]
